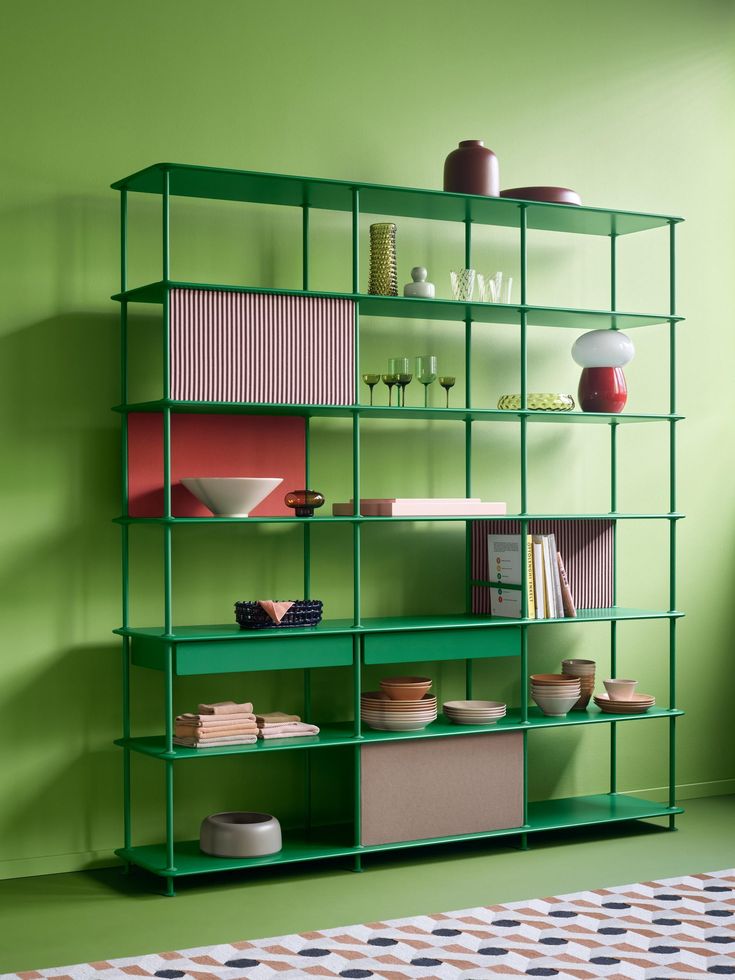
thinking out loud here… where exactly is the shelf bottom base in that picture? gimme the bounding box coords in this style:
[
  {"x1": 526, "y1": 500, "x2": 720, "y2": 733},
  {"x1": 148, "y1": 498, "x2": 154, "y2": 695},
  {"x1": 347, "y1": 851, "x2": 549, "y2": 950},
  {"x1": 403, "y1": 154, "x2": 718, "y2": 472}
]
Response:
[{"x1": 117, "y1": 794, "x2": 683, "y2": 880}]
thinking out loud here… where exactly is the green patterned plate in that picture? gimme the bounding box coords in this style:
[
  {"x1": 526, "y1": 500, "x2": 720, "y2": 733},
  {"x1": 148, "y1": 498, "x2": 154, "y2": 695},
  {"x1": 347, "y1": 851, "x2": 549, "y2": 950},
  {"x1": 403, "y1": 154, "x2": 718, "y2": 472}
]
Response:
[{"x1": 497, "y1": 392, "x2": 575, "y2": 411}]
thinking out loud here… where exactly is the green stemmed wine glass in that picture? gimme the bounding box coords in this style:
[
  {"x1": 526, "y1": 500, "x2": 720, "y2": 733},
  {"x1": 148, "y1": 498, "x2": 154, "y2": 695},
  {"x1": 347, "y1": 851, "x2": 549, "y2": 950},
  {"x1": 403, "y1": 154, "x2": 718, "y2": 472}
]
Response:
[
  {"x1": 362, "y1": 373, "x2": 380, "y2": 406},
  {"x1": 381, "y1": 373, "x2": 399, "y2": 406},
  {"x1": 439, "y1": 375, "x2": 456, "y2": 408},
  {"x1": 388, "y1": 357, "x2": 411, "y2": 405},
  {"x1": 395, "y1": 373, "x2": 413, "y2": 406},
  {"x1": 416, "y1": 355, "x2": 438, "y2": 407}
]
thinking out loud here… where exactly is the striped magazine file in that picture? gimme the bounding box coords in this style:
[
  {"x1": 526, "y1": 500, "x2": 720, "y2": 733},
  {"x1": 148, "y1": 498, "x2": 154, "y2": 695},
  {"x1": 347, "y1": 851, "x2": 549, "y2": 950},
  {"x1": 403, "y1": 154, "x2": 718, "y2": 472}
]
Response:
[{"x1": 170, "y1": 289, "x2": 356, "y2": 405}]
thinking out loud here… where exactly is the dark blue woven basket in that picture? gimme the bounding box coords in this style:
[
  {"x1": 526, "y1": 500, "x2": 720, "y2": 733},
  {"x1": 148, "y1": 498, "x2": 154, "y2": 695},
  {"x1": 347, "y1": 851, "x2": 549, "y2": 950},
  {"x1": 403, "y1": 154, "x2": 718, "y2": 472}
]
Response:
[{"x1": 235, "y1": 600, "x2": 323, "y2": 630}]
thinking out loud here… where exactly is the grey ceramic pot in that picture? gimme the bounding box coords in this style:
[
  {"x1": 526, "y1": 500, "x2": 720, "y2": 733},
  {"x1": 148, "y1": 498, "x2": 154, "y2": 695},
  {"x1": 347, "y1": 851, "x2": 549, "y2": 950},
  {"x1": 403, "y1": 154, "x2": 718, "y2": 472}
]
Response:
[{"x1": 200, "y1": 811, "x2": 282, "y2": 858}]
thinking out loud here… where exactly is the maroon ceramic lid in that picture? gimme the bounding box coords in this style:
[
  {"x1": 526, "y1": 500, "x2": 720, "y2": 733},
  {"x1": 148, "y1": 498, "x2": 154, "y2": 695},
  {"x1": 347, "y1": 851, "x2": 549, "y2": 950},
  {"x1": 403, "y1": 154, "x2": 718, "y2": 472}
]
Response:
[{"x1": 500, "y1": 186, "x2": 581, "y2": 205}]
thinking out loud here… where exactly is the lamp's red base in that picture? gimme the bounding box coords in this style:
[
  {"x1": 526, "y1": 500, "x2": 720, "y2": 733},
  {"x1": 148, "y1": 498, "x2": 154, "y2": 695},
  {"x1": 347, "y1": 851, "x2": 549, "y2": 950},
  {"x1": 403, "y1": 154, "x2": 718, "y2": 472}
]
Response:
[{"x1": 578, "y1": 367, "x2": 627, "y2": 413}]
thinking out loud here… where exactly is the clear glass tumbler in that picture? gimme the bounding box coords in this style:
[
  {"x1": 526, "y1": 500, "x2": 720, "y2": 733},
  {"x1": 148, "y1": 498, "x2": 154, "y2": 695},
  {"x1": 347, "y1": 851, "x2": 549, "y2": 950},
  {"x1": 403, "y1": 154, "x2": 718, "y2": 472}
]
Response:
[{"x1": 450, "y1": 268, "x2": 476, "y2": 302}]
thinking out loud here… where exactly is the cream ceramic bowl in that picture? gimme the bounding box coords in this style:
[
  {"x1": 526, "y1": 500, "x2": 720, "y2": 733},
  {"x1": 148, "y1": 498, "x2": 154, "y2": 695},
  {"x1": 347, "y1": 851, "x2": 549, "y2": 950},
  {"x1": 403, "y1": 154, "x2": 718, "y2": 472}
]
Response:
[
  {"x1": 200, "y1": 811, "x2": 282, "y2": 858},
  {"x1": 531, "y1": 691, "x2": 579, "y2": 717},
  {"x1": 603, "y1": 678, "x2": 637, "y2": 701},
  {"x1": 181, "y1": 477, "x2": 283, "y2": 517}
]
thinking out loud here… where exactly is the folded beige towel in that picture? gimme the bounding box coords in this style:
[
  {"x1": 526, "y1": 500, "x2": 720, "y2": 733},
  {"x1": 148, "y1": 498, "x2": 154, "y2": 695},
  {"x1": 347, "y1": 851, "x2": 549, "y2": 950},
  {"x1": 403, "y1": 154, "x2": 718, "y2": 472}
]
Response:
[
  {"x1": 257, "y1": 722, "x2": 320, "y2": 735},
  {"x1": 174, "y1": 734, "x2": 258, "y2": 747},
  {"x1": 256, "y1": 712, "x2": 301, "y2": 725},
  {"x1": 198, "y1": 701, "x2": 254, "y2": 715},
  {"x1": 177, "y1": 713, "x2": 256, "y2": 726},
  {"x1": 175, "y1": 724, "x2": 259, "y2": 738},
  {"x1": 258, "y1": 728, "x2": 320, "y2": 740}
]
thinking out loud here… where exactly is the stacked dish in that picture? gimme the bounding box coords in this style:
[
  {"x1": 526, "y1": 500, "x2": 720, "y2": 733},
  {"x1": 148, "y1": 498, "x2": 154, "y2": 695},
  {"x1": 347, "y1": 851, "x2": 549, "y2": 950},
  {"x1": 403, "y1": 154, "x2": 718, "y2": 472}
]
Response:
[
  {"x1": 561, "y1": 658, "x2": 596, "y2": 711},
  {"x1": 379, "y1": 676, "x2": 432, "y2": 701},
  {"x1": 360, "y1": 691, "x2": 438, "y2": 731},
  {"x1": 594, "y1": 692, "x2": 655, "y2": 714},
  {"x1": 530, "y1": 673, "x2": 581, "y2": 717},
  {"x1": 443, "y1": 700, "x2": 507, "y2": 725}
]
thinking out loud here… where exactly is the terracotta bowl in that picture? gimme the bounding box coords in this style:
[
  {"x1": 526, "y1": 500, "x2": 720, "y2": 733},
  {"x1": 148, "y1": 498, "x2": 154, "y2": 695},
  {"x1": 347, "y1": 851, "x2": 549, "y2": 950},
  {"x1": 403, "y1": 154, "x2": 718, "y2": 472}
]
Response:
[
  {"x1": 530, "y1": 673, "x2": 578, "y2": 685},
  {"x1": 562, "y1": 659, "x2": 596, "y2": 676},
  {"x1": 379, "y1": 676, "x2": 432, "y2": 700},
  {"x1": 362, "y1": 692, "x2": 436, "y2": 710}
]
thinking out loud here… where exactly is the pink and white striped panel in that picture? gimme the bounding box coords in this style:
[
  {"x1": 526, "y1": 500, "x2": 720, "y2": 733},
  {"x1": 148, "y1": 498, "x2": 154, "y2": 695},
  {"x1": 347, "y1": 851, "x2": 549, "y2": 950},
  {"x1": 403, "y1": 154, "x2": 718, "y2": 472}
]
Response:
[
  {"x1": 170, "y1": 289, "x2": 356, "y2": 404},
  {"x1": 471, "y1": 519, "x2": 614, "y2": 614}
]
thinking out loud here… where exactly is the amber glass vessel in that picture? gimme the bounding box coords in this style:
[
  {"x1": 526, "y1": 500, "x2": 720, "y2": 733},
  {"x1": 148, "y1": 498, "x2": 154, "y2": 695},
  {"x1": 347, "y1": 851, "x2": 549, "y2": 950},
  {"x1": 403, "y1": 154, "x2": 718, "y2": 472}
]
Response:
[{"x1": 284, "y1": 489, "x2": 325, "y2": 517}]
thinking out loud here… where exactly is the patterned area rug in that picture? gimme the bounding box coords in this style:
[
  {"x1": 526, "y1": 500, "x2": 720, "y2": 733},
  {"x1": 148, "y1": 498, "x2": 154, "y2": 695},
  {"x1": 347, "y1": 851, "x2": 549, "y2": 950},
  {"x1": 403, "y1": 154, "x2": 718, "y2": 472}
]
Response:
[{"x1": 7, "y1": 869, "x2": 734, "y2": 979}]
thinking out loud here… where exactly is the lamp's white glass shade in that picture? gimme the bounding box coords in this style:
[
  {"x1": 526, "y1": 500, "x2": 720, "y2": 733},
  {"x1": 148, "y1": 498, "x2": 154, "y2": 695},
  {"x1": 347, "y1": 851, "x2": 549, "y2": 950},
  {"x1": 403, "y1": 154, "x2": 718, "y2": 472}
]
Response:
[{"x1": 571, "y1": 329, "x2": 635, "y2": 368}]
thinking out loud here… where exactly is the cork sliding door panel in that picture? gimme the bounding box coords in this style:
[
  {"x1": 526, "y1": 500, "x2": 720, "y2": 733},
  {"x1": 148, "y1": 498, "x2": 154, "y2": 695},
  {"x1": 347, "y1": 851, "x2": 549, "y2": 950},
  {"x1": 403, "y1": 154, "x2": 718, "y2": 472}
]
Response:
[{"x1": 360, "y1": 732, "x2": 523, "y2": 846}]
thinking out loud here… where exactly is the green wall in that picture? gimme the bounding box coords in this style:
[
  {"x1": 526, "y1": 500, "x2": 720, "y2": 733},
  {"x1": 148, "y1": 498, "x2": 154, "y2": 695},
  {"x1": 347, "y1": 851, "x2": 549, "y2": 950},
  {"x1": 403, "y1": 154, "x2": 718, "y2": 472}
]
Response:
[{"x1": 0, "y1": 0, "x2": 733, "y2": 880}]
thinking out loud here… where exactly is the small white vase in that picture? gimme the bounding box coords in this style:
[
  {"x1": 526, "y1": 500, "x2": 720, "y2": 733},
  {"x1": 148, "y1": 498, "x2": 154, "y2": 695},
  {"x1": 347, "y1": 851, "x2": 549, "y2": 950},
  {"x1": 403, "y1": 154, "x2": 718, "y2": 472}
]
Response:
[{"x1": 403, "y1": 267, "x2": 435, "y2": 298}]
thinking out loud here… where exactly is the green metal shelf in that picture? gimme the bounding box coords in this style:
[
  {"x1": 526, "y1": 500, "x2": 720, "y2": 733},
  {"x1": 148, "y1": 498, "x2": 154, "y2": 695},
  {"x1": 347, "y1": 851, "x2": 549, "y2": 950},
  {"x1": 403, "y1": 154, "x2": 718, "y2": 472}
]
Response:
[
  {"x1": 114, "y1": 513, "x2": 684, "y2": 526},
  {"x1": 114, "y1": 161, "x2": 684, "y2": 894},
  {"x1": 113, "y1": 398, "x2": 684, "y2": 425},
  {"x1": 114, "y1": 793, "x2": 682, "y2": 878},
  {"x1": 116, "y1": 708, "x2": 684, "y2": 760},
  {"x1": 113, "y1": 280, "x2": 681, "y2": 332},
  {"x1": 112, "y1": 162, "x2": 682, "y2": 237},
  {"x1": 115, "y1": 608, "x2": 684, "y2": 646}
]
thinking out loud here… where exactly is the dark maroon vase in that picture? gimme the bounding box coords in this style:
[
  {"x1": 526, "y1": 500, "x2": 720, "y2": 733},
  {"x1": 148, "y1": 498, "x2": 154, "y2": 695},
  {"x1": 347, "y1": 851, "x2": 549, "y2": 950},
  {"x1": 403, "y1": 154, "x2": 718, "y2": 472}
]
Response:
[
  {"x1": 578, "y1": 367, "x2": 627, "y2": 413},
  {"x1": 443, "y1": 140, "x2": 499, "y2": 196}
]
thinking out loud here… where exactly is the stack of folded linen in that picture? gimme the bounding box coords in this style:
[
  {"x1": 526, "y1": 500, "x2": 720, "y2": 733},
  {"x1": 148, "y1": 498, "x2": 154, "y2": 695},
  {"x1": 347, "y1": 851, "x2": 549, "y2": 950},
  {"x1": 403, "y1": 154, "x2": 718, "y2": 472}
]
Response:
[
  {"x1": 174, "y1": 700, "x2": 259, "y2": 748},
  {"x1": 256, "y1": 712, "x2": 320, "y2": 740}
]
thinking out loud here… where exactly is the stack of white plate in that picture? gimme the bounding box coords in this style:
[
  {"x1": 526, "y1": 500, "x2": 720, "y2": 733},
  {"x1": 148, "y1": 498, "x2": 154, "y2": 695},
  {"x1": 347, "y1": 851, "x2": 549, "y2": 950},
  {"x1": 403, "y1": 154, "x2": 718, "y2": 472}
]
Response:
[
  {"x1": 360, "y1": 691, "x2": 438, "y2": 731},
  {"x1": 443, "y1": 700, "x2": 507, "y2": 725}
]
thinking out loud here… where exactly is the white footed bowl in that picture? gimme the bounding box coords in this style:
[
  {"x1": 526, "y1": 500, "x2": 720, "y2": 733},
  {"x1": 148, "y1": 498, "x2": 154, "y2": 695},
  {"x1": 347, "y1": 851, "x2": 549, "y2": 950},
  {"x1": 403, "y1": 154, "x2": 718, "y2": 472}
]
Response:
[
  {"x1": 182, "y1": 477, "x2": 283, "y2": 517},
  {"x1": 200, "y1": 811, "x2": 282, "y2": 857}
]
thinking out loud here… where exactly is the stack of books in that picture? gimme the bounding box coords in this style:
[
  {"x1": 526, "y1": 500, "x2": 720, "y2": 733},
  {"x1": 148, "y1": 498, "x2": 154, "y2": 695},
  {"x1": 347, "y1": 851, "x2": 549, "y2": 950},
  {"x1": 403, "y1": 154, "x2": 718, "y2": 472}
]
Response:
[
  {"x1": 487, "y1": 533, "x2": 576, "y2": 619},
  {"x1": 333, "y1": 498, "x2": 507, "y2": 517}
]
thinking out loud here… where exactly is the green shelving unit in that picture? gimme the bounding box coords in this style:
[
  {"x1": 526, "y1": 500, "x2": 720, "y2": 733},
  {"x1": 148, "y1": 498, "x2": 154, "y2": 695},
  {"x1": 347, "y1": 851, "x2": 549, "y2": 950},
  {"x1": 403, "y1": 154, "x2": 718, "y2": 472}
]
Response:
[{"x1": 113, "y1": 162, "x2": 684, "y2": 895}]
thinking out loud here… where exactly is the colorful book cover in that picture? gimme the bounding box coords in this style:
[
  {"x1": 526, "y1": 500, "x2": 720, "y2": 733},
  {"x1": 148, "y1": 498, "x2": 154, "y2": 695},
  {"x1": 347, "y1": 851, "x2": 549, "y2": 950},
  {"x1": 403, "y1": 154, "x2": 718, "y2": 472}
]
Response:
[{"x1": 488, "y1": 534, "x2": 523, "y2": 617}]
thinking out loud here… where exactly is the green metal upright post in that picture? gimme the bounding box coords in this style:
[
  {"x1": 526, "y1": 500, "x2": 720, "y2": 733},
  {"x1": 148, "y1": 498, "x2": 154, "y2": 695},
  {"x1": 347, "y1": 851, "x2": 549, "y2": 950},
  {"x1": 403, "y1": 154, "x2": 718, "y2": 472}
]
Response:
[
  {"x1": 668, "y1": 220, "x2": 678, "y2": 827},
  {"x1": 303, "y1": 414, "x2": 312, "y2": 828},
  {"x1": 609, "y1": 229, "x2": 619, "y2": 795},
  {"x1": 161, "y1": 171, "x2": 176, "y2": 892},
  {"x1": 164, "y1": 643, "x2": 176, "y2": 889},
  {"x1": 302, "y1": 204, "x2": 310, "y2": 292},
  {"x1": 120, "y1": 188, "x2": 132, "y2": 861},
  {"x1": 519, "y1": 204, "x2": 529, "y2": 849},
  {"x1": 353, "y1": 636, "x2": 363, "y2": 872},
  {"x1": 162, "y1": 170, "x2": 173, "y2": 638},
  {"x1": 351, "y1": 189, "x2": 361, "y2": 630},
  {"x1": 353, "y1": 632, "x2": 362, "y2": 867},
  {"x1": 351, "y1": 189, "x2": 363, "y2": 871},
  {"x1": 464, "y1": 214, "x2": 474, "y2": 699}
]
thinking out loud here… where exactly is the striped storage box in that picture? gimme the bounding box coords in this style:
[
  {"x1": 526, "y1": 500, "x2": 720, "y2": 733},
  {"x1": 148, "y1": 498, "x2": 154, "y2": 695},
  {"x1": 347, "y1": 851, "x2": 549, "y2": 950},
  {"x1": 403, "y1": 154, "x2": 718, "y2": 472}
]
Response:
[
  {"x1": 170, "y1": 289, "x2": 356, "y2": 405},
  {"x1": 472, "y1": 519, "x2": 613, "y2": 613}
]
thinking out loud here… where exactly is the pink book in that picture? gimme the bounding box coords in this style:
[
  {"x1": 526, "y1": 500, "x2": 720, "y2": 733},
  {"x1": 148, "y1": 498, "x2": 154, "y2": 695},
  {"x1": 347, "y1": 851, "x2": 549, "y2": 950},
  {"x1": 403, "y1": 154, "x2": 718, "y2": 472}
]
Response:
[
  {"x1": 332, "y1": 497, "x2": 483, "y2": 516},
  {"x1": 382, "y1": 501, "x2": 507, "y2": 516}
]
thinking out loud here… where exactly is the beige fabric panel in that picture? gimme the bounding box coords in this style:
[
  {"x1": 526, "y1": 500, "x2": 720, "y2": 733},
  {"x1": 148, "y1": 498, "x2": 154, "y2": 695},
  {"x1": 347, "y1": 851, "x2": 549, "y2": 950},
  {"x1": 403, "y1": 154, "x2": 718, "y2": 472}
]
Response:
[{"x1": 360, "y1": 732, "x2": 523, "y2": 846}]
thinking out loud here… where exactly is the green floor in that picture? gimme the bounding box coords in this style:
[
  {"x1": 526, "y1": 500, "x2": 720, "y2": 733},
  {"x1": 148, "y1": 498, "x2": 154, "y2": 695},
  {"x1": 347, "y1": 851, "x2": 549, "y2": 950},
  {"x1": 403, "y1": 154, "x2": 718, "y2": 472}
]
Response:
[{"x1": 1, "y1": 796, "x2": 734, "y2": 975}]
